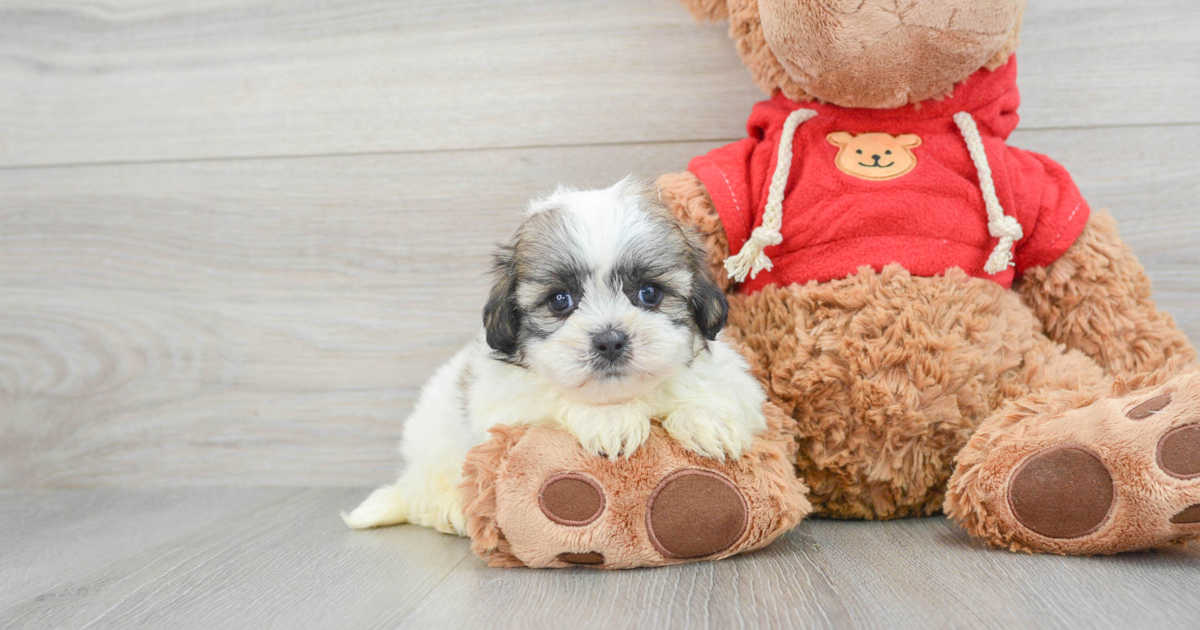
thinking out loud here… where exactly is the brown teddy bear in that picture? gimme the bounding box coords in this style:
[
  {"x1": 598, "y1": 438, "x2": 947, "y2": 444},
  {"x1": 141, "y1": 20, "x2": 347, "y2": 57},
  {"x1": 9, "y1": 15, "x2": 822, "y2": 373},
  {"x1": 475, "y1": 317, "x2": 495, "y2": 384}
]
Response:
[{"x1": 461, "y1": 0, "x2": 1200, "y2": 566}]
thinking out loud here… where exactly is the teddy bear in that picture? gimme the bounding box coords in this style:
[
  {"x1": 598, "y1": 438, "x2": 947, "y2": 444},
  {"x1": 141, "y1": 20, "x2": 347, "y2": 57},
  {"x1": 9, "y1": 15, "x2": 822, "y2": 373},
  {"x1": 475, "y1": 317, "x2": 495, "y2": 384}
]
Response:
[{"x1": 459, "y1": 0, "x2": 1200, "y2": 567}]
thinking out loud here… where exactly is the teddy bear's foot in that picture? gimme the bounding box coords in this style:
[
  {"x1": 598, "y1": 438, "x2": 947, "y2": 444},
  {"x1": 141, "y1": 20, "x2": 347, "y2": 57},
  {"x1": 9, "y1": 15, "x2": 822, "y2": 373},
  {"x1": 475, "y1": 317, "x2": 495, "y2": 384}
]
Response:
[
  {"x1": 540, "y1": 468, "x2": 751, "y2": 564},
  {"x1": 947, "y1": 370, "x2": 1200, "y2": 554},
  {"x1": 461, "y1": 419, "x2": 810, "y2": 569}
]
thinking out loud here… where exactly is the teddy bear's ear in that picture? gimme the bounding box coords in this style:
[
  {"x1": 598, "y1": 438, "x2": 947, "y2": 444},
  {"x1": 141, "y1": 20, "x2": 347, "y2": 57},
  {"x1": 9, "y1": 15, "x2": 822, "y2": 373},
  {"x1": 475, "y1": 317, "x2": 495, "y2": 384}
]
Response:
[
  {"x1": 677, "y1": 0, "x2": 729, "y2": 22},
  {"x1": 827, "y1": 131, "x2": 853, "y2": 147},
  {"x1": 897, "y1": 134, "x2": 922, "y2": 148}
]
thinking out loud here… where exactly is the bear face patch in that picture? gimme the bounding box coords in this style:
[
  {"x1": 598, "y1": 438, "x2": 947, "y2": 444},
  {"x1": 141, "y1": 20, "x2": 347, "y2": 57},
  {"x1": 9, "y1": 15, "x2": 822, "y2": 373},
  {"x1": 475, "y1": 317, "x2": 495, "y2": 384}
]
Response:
[{"x1": 827, "y1": 131, "x2": 921, "y2": 181}]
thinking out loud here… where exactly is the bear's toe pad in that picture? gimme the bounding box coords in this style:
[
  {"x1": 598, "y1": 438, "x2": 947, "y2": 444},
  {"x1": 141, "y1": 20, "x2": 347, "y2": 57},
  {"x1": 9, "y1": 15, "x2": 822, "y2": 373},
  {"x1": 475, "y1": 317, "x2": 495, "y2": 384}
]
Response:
[
  {"x1": 1008, "y1": 445, "x2": 1114, "y2": 539},
  {"x1": 646, "y1": 469, "x2": 749, "y2": 559}
]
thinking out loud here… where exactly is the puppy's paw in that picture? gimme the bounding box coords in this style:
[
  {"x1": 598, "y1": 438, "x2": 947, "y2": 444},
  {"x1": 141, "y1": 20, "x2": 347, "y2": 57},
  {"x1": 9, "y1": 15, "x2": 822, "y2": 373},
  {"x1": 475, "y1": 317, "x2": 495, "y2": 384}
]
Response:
[
  {"x1": 563, "y1": 402, "x2": 653, "y2": 460},
  {"x1": 663, "y1": 407, "x2": 755, "y2": 461}
]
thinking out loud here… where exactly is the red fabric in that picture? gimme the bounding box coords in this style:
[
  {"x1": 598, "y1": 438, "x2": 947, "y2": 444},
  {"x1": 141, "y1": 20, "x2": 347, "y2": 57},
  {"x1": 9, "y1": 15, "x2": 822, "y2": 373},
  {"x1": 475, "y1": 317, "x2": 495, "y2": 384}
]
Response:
[{"x1": 688, "y1": 58, "x2": 1090, "y2": 294}]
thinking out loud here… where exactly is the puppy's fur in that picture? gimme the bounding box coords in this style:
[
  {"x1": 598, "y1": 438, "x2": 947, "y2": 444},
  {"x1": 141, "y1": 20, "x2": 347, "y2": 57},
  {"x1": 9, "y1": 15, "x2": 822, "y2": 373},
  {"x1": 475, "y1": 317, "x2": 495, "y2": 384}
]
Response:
[{"x1": 343, "y1": 179, "x2": 767, "y2": 534}]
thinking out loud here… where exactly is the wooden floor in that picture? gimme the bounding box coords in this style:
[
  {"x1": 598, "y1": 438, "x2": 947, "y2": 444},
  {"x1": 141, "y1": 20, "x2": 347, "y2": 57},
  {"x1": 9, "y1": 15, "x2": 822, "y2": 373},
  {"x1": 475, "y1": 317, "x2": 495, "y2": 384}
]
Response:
[
  {"x1": 2, "y1": 488, "x2": 1199, "y2": 630},
  {"x1": 1, "y1": 0, "x2": 1199, "y2": 628}
]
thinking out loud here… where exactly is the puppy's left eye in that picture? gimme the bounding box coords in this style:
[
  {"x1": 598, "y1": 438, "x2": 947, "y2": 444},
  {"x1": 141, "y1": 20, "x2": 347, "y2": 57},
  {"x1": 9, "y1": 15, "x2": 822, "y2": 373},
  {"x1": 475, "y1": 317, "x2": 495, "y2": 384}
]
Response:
[{"x1": 636, "y1": 285, "x2": 663, "y2": 307}]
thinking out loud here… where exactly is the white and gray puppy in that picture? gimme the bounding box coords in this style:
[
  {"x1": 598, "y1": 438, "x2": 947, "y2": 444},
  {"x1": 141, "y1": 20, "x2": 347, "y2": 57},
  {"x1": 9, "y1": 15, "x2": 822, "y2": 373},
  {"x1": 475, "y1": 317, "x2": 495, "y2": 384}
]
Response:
[{"x1": 343, "y1": 178, "x2": 767, "y2": 535}]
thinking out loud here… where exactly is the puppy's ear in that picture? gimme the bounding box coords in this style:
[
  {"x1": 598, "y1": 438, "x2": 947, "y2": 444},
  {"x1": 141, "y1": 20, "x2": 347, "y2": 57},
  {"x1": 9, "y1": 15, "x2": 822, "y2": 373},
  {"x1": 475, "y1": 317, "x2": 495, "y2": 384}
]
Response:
[
  {"x1": 482, "y1": 245, "x2": 522, "y2": 359},
  {"x1": 690, "y1": 270, "x2": 729, "y2": 340},
  {"x1": 682, "y1": 226, "x2": 729, "y2": 340}
]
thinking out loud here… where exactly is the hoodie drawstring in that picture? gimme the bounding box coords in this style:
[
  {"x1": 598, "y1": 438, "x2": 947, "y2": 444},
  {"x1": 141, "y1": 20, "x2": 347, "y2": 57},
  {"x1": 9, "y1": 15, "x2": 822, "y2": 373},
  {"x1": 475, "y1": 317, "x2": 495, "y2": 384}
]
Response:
[
  {"x1": 723, "y1": 108, "x2": 817, "y2": 282},
  {"x1": 953, "y1": 111, "x2": 1023, "y2": 275}
]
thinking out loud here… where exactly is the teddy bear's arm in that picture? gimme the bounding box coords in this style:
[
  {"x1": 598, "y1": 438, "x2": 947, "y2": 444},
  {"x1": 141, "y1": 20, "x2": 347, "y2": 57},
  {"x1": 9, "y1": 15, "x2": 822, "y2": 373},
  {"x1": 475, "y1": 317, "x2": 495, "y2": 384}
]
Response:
[
  {"x1": 657, "y1": 171, "x2": 734, "y2": 293},
  {"x1": 1016, "y1": 210, "x2": 1196, "y2": 377}
]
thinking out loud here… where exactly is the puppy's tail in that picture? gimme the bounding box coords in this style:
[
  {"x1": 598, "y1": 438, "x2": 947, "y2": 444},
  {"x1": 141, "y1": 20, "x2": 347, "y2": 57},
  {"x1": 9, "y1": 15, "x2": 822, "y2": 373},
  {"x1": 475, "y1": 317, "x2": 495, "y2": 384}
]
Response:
[{"x1": 341, "y1": 483, "x2": 410, "y2": 529}]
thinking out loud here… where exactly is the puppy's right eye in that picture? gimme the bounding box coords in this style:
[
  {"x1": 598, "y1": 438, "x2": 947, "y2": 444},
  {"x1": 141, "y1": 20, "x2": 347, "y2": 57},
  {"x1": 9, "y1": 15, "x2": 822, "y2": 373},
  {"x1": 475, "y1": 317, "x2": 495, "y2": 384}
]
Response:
[{"x1": 548, "y1": 291, "x2": 575, "y2": 314}]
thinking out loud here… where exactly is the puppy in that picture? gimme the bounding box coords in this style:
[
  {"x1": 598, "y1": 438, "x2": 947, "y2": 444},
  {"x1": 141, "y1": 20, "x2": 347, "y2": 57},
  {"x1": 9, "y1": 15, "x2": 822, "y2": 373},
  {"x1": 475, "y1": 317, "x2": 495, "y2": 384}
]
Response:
[{"x1": 343, "y1": 178, "x2": 767, "y2": 535}]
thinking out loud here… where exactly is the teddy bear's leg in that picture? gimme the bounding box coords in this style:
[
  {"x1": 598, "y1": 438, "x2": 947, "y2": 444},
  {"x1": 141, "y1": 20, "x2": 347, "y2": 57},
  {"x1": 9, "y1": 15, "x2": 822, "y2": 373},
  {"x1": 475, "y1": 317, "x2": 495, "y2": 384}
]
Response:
[
  {"x1": 460, "y1": 402, "x2": 810, "y2": 569},
  {"x1": 947, "y1": 363, "x2": 1200, "y2": 554},
  {"x1": 1017, "y1": 210, "x2": 1196, "y2": 377},
  {"x1": 951, "y1": 210, "x2": 1200, "y2": 553}
]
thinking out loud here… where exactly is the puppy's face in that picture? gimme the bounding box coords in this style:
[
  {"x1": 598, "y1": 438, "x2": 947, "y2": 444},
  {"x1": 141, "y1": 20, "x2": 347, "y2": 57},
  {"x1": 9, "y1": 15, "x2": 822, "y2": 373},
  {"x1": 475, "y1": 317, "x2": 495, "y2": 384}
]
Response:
[{"x1": 483, "y1": 179, "x2": 727, "y2": 404}]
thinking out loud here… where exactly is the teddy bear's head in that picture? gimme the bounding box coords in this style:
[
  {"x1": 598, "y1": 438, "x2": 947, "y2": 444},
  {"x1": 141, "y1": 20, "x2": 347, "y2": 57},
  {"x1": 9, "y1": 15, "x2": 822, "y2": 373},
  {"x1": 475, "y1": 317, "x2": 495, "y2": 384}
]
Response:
[{"x1": 680, "y1": 0, "x2": 1025, "y2": 109}]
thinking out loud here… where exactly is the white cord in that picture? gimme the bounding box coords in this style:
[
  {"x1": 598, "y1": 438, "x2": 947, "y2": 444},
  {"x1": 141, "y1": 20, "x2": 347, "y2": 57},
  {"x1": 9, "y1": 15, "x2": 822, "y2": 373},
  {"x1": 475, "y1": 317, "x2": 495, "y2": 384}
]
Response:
[
  {"x1": 723, "y1": 108, "x2": 817, "y2": 282},
  {"x1": 953, "y1": 111, "x2": 1023, "y2": 275}
]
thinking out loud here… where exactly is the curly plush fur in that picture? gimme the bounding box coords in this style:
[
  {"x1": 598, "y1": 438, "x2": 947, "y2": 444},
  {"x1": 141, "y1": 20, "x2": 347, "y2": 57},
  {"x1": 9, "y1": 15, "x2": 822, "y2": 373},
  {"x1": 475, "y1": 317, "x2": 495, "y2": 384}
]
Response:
[
  {"x1": 726, "y1": 264, "x2": 1111, "y2": 519},
  {"x1": 1015, "y1": 211, "x2": 1197, "y2": 376}
]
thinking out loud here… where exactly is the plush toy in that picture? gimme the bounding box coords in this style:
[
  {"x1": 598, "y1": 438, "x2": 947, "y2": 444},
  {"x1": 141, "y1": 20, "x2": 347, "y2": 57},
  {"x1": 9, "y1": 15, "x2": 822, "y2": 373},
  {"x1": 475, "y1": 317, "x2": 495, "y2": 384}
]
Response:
[{"x1": 460, "y1": 0, "x2": 1200, "y2": 566}]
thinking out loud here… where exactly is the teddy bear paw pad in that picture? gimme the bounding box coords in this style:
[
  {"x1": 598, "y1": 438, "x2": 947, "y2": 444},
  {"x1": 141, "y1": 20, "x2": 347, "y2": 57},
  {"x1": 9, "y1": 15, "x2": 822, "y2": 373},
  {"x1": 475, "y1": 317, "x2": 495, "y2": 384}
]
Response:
[
  {"x1": 1157, "y1": 424, "x2": 1200, "y2": 479},
  {"x1": 1007, "y1": 445, "x2": 1114, "y2": 539},
  {"x1": 556, "y1": 552, "x2": 605, "y2": 565},
  {"x1": 645, "y1": 469, "x2": 748, "y2": 559},
  {"x1": 539, "y1": 473, "x2": 605, "y2": 526},
  {"x1": 1170, "y1": 505, "x2": 1200, "y2": 524},
  {"x1": 1126, "y1": 394, "x2": 1172, "y2": 419}
]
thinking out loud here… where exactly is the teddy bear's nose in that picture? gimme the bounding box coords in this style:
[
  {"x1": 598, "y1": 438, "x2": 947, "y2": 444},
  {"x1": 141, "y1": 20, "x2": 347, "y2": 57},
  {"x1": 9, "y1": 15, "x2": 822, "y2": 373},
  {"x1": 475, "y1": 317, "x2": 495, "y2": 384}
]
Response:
[{"x1": 871, "y1": 154, "x2": 882, "y2": 161}]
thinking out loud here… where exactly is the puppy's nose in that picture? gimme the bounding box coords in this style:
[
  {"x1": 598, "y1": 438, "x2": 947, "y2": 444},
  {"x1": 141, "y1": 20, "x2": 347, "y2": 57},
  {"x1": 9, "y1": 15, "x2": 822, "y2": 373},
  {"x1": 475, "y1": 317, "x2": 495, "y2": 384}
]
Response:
[{"x1": 592, "y1": 329, "x2": 628, "y2": 363}]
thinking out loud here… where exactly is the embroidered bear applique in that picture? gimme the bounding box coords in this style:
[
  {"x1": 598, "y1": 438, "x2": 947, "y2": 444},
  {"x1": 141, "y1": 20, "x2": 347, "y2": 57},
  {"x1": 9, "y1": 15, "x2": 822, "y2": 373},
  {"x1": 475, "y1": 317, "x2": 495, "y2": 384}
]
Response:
[{"x1": 827, "y1": 131, "x2": 922, "y2": 181}]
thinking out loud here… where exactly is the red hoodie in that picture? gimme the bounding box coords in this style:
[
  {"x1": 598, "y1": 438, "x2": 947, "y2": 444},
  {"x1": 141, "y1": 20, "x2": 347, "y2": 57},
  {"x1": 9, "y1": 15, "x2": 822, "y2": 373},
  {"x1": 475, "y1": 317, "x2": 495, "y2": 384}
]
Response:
[{"x1": 688, "y1": 58, "x2": 1089, "y2": 294}]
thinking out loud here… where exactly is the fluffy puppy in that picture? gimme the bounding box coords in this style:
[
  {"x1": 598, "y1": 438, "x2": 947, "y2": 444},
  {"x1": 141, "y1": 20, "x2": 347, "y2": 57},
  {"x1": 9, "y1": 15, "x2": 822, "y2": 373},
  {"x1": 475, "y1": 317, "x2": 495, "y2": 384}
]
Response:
[{"x1": 343, "y1": 178, "x2": 767, "y2": 535}]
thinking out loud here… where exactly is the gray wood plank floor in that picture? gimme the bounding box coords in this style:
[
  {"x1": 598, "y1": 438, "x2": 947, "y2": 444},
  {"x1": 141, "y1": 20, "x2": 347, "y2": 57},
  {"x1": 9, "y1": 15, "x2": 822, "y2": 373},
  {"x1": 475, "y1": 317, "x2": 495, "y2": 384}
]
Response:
[
  {"x1": 2, "y1": 489, "x2": 1199, "y2": 630},
  {"x1": 2, "y1": 0, "x2": 1200, "y2": 627}
]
